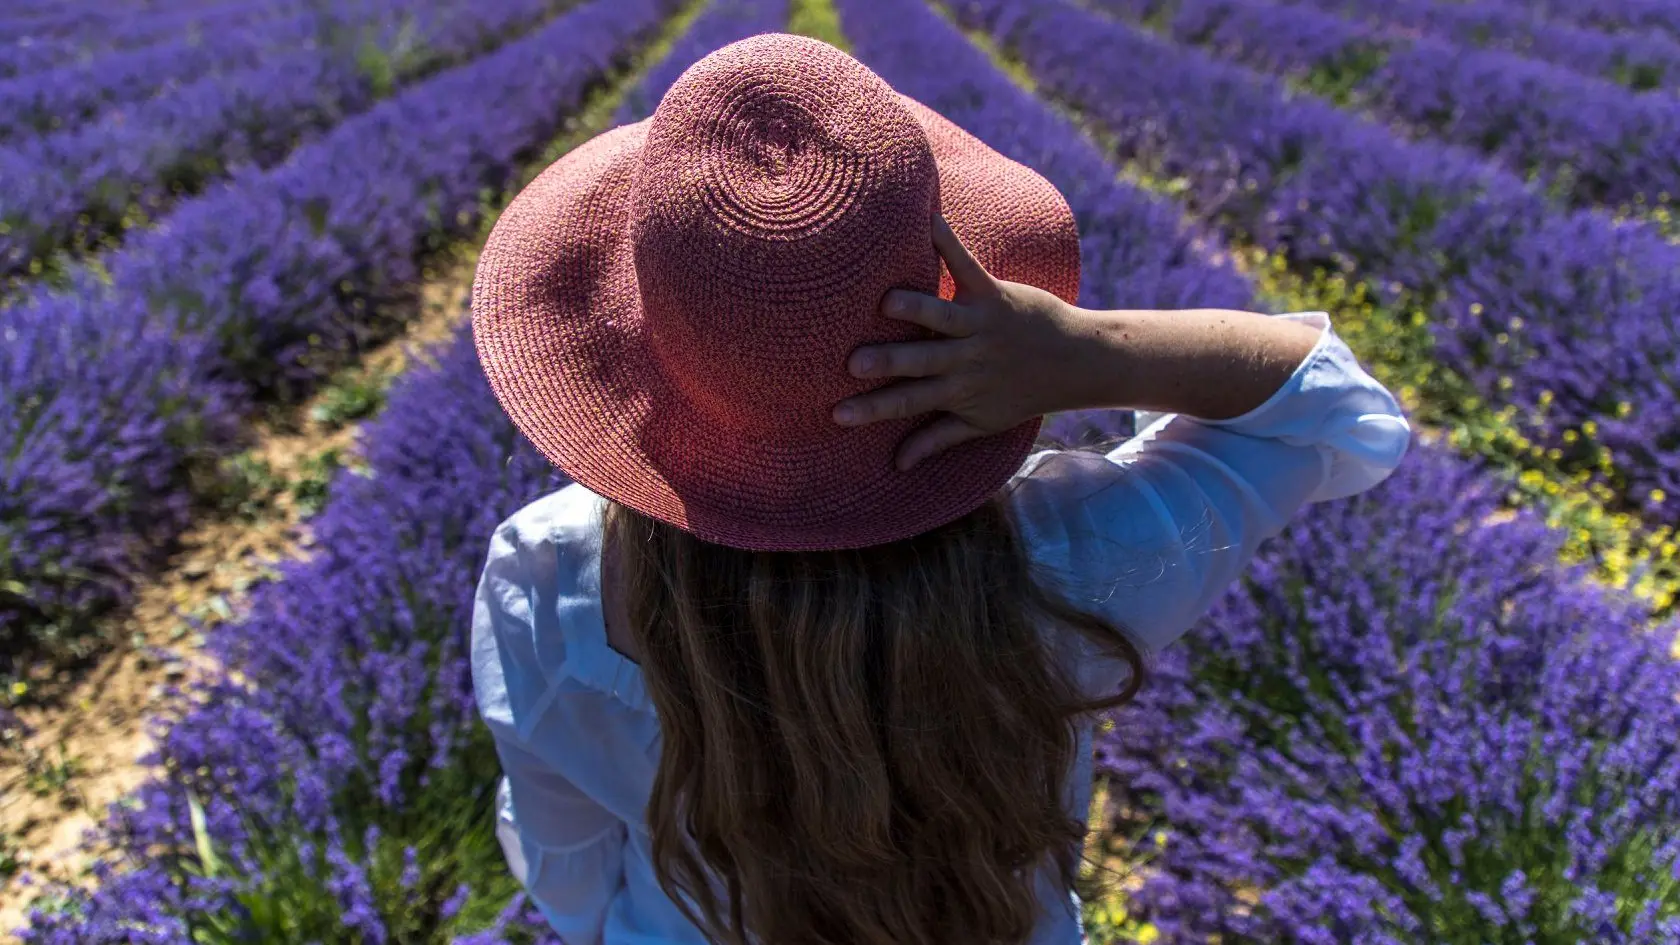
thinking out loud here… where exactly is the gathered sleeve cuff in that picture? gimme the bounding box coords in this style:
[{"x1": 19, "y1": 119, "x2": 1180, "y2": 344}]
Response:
[
  {"x1": 494, "y1": 765, "x2": 628, "y2": 945},
  {"x1": 1133, "y1": 311, "x2": 1412, "y2": 508}
]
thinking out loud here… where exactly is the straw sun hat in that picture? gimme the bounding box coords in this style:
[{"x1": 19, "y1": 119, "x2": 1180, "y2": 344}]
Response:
[{"x1": 472, "y1": 33, "x2": 1079, "y2": 551}]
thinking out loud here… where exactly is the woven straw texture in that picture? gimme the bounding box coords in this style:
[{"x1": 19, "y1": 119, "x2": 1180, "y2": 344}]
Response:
[{"x1": 472, "y1": 33, "x2": 1078, "y2": 550}]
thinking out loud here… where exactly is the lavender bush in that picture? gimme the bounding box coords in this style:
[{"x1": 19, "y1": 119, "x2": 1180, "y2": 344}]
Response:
[
  {"x1": 1095, "y1": 447, "x2": 1680, "y2": 943},
  {"x1": 1114, "y1": 0, "x2": 1680, "y2": 214},
  {"x1": 0, "y1": 0, "x2": 297, "y2": 79},
  {"x1": 948, "y1": 0, "x2": 1680, "y2": 518},
  {"x1": 0, "y1": 0, "x2": 681, "y2": 690},
  {"x1": 0, "y1": 0, "x2": 582, "y2": 283},
  {"x1": 1504, "y1": 0, "x2": 1680, "y2": 48},
  {"x1": 1282, "y1": 0, "x2": 1680, "y2": 93},
  {"x1": 0, "y1": 52, "x2": 366, "y2": 282},
  {"x1": 0, "y1": 1, "x2": 225, "y2": 45},
  {"x1": 0, "y1": 0, "x2": 314, "y2": 140}
]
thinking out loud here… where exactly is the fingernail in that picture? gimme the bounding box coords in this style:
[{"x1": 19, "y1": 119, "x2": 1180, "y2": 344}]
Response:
[
  {"x1": 834, "y1": 404, "x2": 858, "y2": 424},
  {"x1": 884, "y1": 292, "x2": 907, "y2": 315},
  {"x1": 850, "y1": 352, "x2": 876, "y2": 376}
]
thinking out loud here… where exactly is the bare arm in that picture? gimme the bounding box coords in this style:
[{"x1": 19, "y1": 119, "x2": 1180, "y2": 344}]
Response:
[{"x1": 1051, "y1": 306, "x2": 1324, "y2": 421}]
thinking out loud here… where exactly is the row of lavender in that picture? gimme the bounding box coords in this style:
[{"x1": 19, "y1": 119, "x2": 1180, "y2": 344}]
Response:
[
  {"x1": 1100, "y1": 0, "x2": 1680, "y2": 216},
  {"x1": 0, "y1": 0, "x2": 225, "y2": 49},
  {"x1": 1510, "y1": 0, "x2": 1680, "y2": 48},
  {"x1": 954, "y1": 0, "x2": 1680, "y2": 521},
  {"x1": 1281, "y1": 0, "x2": 1680, "y2": 94},
  {"x1": 1, "y1": 1, "x2": 257, "y2": 79},
  {"x1": 0, "y1": 0, "x2": 662, "y2": 681},
  {"x1": 0, "y1": 0, "x2": 580, "y2": 283},
  {"x1": 10, "y1": 1, "x2": 779, "y2": 939},
  {"x1": 854, "y1": 1, "x2": 1680, "y2": 940},
  {"x1": 0, "y1": 0, "x2": 301, "y2": 141}
]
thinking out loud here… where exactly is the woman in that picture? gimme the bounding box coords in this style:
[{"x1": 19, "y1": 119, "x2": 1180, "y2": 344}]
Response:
[{"x1": 469, "y1": 32, "x2": 1409, "y2": 945}]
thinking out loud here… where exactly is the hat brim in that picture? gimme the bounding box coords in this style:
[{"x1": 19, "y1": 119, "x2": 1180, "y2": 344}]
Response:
[{"x1": 472, "y1": 94, "x2": 1080, "y2": 551}]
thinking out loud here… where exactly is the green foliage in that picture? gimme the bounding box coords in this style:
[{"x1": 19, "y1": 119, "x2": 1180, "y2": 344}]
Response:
[
  {"x1": 1295, "y1": 42, "x2": 1389, "y2": 106},
  {"x1": 213, "y1": 446, "x2": 346, "y2": 522},
  {"x1": 789, "y1": 0, "x2": 849, "y2": 49},
  {"x1": 22, "y1": 742, "x2": 81, "y2": 802},
  {"x1": 357, "y1": 35, "x2": 400, "y2": 99},
  {"x1": 310, "y1": 367, "x2": 391, "y2": 429},
  {"x1": 342, "y1": 11, "x2": 431, "y2": 100},
  {"x1": 0, "y1": 832, "x2": 19, "y2": 881},
  {"x1": 179, "y1": 733, "x2": 535, "y2": 943},
  {"x1": 293, "y1": 448, "x2": 346, "y2": 518},
  {"x1": 1612, "y1": 59, "x2": 1666, "y2": 92},
  {"x1": 213, "y1": 452, "x2": 288, "y2": 521}
]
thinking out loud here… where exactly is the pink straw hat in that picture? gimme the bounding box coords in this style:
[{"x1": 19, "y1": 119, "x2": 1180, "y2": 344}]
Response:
[{"x1": 472, "y1": 33, "x2": 1079, "y2": 551}]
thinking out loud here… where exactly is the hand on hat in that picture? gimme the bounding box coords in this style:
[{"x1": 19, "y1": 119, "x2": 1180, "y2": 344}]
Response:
[{"x1": 833, "y1": 214, "x2": 1087, "y2": 471}]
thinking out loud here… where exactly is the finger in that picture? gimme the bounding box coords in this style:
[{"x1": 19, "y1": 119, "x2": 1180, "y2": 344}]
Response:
[
  {"x1": 880, "y1": 289, "x2": 980, "y2": 337},
  {"x1": 832, "y1": 377, "x2": 958, "y2": 426},
  {"x1": 932, "y1": 214, "x2": 996, "y2": 297},
  {"x1": 848, "y1": 338, "x2": 971, "y2": 379},
  {"x1": 897, "y1": 414, "x2": 988, "y2": 471}
]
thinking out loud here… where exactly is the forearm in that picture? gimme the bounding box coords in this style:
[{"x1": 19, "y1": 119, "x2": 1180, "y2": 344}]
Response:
[{"x1": 1052, "y1": 307, "x2": 1326, "y2": 421}]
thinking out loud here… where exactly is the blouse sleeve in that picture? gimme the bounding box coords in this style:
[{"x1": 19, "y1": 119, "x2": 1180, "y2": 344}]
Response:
[
  {"x1": 472, "y1": 518, "x2": 628, "y2": 945},
  {"x1": 1010, "y1": 311, "x2": 1410, "y2": 671}
]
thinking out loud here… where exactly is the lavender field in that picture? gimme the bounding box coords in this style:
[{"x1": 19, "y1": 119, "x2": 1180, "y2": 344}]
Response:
[{"x1": 2, "y1": 0, "x2": 1678, "y2": 941}]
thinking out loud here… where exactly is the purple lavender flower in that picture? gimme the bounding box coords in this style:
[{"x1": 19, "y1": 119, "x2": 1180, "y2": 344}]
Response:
[
  {"x1": 1283, "y1": 0, "x2": 1680, "y2": 93},
  {"x1": 1114, "y1": 0, "x2": 1680, "y2": 212},
  {"x1": 0, "y1": 0, "x2": 302, "y2": 80}
]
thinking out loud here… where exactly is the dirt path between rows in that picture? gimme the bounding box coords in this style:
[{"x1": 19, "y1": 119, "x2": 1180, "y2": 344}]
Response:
[{"x1": 0, "y1": 253, "x2": 479, "y2": 939}]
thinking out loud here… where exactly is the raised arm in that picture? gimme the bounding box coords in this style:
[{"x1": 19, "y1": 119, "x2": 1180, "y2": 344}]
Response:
[{"x1": 832, "y1": 215, "x2": 1326, "y2": 467}]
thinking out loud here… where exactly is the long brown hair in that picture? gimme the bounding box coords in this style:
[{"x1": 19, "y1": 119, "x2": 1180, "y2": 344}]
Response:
[{"x1": 603, "y1": 492, "x2": 1144, "y2": 945}]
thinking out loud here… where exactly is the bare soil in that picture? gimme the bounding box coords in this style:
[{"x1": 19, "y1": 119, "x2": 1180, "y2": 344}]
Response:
[{"x1": 0, "y1": 252, "x2": 479, "y2": 939}]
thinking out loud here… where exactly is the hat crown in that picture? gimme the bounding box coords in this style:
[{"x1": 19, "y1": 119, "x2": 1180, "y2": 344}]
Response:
[{"x1": 629, "y1": 34, "x2": 942, "y2": 436}]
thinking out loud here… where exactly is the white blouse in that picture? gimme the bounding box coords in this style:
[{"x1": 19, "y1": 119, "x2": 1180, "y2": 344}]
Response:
[{"x1": 470, "y1": 311, "x2": 1411, "y2": 945}]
